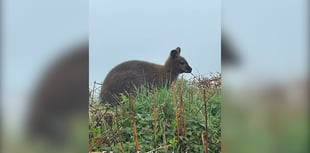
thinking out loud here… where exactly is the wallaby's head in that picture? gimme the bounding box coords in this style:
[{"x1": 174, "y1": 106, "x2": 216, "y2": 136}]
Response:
[{"x1": 166, "y1": 47, "x2": 192, "y2": 74}]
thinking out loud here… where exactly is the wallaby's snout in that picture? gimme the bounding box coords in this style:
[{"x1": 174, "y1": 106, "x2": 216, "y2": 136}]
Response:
[{"x1": 185, "y1": 65, "x2": 192, "y2": 73}]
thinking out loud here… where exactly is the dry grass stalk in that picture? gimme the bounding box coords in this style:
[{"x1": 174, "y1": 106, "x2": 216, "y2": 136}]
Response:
[
  {"x1": 203, "y1": 89, "x2": 209, "y2": 153},
  {"x1": 129, "y1": 94, "x2": 140, "y2": 151},
  {"x1": 178, "y1": 84, "x2": 186, "y2": 138},
  {"x1": 91, "y1": 81, "x2": 96, "y2": 103},
  {"x1": 201, "y1": 133, "x2": 205, "y2": 151},
  {"x1": 172, "y1": 82, "x2": 180, "y2": 144},
  {"x1": 152, "y1": 87, "x2": 157, "y2": 142}
]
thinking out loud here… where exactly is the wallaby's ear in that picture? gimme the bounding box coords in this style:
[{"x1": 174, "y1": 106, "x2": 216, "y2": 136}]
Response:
[
  {"x1": 170, "y1": 47, "x2": 181, "y2": 58},
  {"x1": 175, "y1": 47, "x2": 181, "y2": 53}
]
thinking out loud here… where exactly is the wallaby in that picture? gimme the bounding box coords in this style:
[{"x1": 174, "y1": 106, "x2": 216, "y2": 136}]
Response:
[{"x1": 100, "y1": 47, "x2": 192, "y2": 105}]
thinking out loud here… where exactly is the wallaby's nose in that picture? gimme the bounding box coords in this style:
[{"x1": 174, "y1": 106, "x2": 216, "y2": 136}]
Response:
[{"x1": 187, "y1": 66, "x2": 192, "y2": 73}]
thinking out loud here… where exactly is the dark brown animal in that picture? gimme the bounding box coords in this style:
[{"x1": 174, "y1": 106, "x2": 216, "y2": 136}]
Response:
[{"x1": 100, "y1": 47, "x2": 192, "y2": 105}]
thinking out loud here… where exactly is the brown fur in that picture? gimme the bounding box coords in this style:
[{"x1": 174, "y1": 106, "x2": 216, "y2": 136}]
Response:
[{"x1": 100, "y1": 47, "x2": 192, "y2": 105}]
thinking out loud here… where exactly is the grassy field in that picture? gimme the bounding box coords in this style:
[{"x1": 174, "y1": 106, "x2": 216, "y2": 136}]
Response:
[{"x1": 89, "y1": 73, "x2": 221, "y2": 153}]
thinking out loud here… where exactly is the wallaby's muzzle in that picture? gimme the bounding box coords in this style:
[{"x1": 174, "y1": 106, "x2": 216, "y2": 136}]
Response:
[{"x1": 185, "y1": 66, "x2": 192, "y2": 73}]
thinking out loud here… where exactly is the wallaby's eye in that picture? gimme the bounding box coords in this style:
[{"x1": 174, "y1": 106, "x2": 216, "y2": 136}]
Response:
[{"x1": 179, "y1": 61, "x2": 185, "y2": 65}]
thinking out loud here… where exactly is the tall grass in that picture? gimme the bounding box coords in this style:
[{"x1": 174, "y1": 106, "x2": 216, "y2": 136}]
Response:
[{"x1": 89, "y1": 73, "x2": 221, "y2": 153}]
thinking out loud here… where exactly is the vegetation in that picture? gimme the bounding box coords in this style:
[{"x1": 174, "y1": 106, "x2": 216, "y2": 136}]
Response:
[{"x1": 89, "y1": 73, "x2": 221, "y2": 153}]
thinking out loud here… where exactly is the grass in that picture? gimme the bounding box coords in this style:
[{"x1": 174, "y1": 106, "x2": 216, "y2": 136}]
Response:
[{"x1": 89, "y1": 73, "x2": 221, "y2": 153}]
